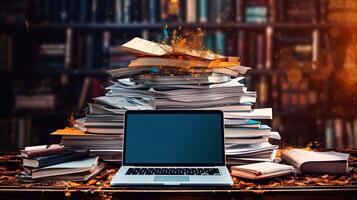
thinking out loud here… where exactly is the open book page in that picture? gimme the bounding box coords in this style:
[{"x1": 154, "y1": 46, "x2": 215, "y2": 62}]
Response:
[{"x1": 121, "y1": 37, "x2": 167, "y2": 56}]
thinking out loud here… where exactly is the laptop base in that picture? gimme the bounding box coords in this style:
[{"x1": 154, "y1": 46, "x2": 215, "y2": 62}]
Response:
[{"x1": 111, "y1": 166, "x2": 233, "y2": 186}]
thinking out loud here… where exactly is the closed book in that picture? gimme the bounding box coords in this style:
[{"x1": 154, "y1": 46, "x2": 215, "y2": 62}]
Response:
[
  {"x1": 21, "y1": 144, "x2": 63, "y2": 159},
  {"x1": 20, "y1": 162, "x2": 106, "y2": 182},
  {"x1": 231, "y1": 162, "x2": 295, "y2": 180},
  {"x1": 27, "y1": 156, "x2": 100, "y2": 179},
  {"x1": 22, "y1": 152, "x2": 88, "y2": 168},
  {"x1": 281, "y1": 149, "x2": 350, "y2": 174}
]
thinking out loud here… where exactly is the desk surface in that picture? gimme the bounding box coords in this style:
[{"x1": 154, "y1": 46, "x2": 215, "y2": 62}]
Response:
[{"x1": 1, "y1": 149, "x2": 357, "y2": 199}]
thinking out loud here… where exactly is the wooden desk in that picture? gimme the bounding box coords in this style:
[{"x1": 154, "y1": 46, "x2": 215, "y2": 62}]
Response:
[
  {"x1": 0, "y1": 185, "x2": 357, "y2": 200},
  {"x1": 1, "y1": 150, "x2": 357, "y2": 200}
]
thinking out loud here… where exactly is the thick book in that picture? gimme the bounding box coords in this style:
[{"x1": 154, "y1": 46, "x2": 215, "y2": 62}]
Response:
[
  {"x1": 281, "y1": 149, "x2": 350, "y2": 174},
  {"x1": 22, "y1": 152, "x2": 88, "y2": 168},
  {"x1": 231, "y1": 162, "x2": 295, "y2": 180},
  {"x1": 26, "y1": 156, "x2": 100, "y2": 179},
  {"x1": 20, "y1": 162, "x2": 106, "y2": 182},
  {"x1": 21, "y1": 144, "x2": 63, "y2": 159}
]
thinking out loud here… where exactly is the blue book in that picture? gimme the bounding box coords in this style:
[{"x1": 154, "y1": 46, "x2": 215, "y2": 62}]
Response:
[
  {"x1": 22, "y1": 152, "x2": 88, "y2": 168},
  {"x1": 149, "y1": 0, "x2": 157, "y2": 23},
  {"x1": 199, "y1": 0, "x2": 207, "y2": 22},
  {"x1": 79, "y1": 0, "x2": 90, "y2": 23},
  {"x1": 215, "y1": 31, "x2": 226, "y2": 55}
]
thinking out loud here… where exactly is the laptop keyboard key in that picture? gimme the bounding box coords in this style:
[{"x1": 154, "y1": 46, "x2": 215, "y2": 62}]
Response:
[{"x1": 127, "y1": 167, "x2": 220, "y2": 176}]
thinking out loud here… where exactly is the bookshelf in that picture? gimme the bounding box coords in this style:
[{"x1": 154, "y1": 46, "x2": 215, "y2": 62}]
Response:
[{"x1": 1, "y1": 0, "x2": 357, "y2": 150}]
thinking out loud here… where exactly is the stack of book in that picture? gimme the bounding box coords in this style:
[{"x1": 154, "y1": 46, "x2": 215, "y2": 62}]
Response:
[
  {"x1": 20, "y1": 144, "x2": 106, "y2": 182},
  {"x1": 71, "y1": 36, "x2": 280, "y2": 165},
  {"x1": 51, "y1": 127, "x2": 122, "y2": 163}
]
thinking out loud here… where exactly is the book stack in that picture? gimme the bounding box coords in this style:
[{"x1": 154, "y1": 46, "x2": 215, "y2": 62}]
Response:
[
  {"x1": 20, "y1": 144, "x2": 106, "y2": 182},
  {"x1": 51, "y1": 127, "x2": 122, "y2": 163},
  {"x1": 70, "y1": 35, "x2": 280, "y2": 165}
]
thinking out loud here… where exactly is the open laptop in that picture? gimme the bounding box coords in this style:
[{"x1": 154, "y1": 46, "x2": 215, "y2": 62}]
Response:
[{"x1": 111, "y1": 110, "x2": 233, "y2": 186}]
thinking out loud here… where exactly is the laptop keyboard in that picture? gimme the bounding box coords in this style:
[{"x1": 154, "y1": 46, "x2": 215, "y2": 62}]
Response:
[{"x1": 125, "y1": 168, "x2": 220, "y2": 176}]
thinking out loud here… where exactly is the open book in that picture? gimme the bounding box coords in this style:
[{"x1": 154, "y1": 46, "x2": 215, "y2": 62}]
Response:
[
  {"x1": 121, "y1": 37, "x2": 227, "y2": 60},
  {"x1": 231, "y1": 162, "x2": 295, "y2": 180},
  {"x1": 281, "y1": 149, "x2": 350, "y2": 174}
]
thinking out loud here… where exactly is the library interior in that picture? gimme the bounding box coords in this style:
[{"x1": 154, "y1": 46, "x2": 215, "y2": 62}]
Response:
[{"x1": 0, "y1": 0, "x2": 357, "y2": 199}]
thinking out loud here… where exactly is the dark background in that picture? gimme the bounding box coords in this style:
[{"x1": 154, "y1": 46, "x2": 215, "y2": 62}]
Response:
[{"x1": 0, "y1": 0, "x2": 357, "y2": 151}]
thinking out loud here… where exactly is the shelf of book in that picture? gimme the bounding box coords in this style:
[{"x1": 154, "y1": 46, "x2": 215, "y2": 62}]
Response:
[
  {"x1": 2, "y1": 23, "x2": 356, "y2": 32},
  {"x1": 2, "y1": 69, "x2": 109, "y2": 77},
  {"x1": 1, "y1": 0, "x2": 357, "y2": 150}
]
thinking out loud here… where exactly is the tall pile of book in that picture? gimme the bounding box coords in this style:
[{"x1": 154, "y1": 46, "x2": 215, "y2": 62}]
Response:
[{"x1": 63, "y1": 36, "x2": 280, "y2": 165}]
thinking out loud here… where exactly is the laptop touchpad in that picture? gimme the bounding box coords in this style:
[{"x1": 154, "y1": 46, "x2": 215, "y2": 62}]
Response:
[{"x1": 154, "y1": 176, "x2": 190, "y2": 182}]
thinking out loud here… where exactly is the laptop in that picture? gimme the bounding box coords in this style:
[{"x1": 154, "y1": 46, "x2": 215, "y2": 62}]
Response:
[{"x1": 111, "y1": 110, "x2": 233, "y2": 186}]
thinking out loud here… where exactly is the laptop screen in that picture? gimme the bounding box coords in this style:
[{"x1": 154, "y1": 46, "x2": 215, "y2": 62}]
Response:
[{"x1": 123, "y1": 110, "x2": 225, "y2": 166}]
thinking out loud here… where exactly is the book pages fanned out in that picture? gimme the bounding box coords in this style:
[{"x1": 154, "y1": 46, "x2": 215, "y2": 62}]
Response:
[{"x1": 121, "y1": 37, "x2": 227, "y2": 60}]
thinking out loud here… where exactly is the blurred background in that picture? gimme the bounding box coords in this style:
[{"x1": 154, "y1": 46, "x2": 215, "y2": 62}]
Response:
[{"x1": 0, "y1": 0, "x2": 357, "y2": 151}]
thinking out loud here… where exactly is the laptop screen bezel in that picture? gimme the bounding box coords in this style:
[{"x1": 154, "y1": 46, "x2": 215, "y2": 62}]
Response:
[{"x1": 122, "y1": 110, "x2": 225, "y2": 166}]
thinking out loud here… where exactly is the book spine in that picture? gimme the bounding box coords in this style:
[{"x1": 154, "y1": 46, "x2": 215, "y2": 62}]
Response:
[
  {"x1": 186, "y1": 0, "x2": 197, "y2": 23},
  {"x1": 123, "y1": 0, "x2": 130, "y2": 23},
  {"x1": 179, "y1": 0, "x2": 186, "y2": 22},
  {"x1": 216, "y1": 0, "x2": 222, "y2": 23},
  {"x1": 85, "y1": 34, "x2": 94, "y2": 69},
  {"x1": 278, "y1": 0, "x2": 284, "y2": 22},
  {"x1": 91, "y1": 0, "x2": 98, "y2": 22},
  {"x1": 59, "y1": 0, "x2": 67, "y2": 23},
  {"x1": 265, "y1": 26, "x2": 273, "y2": 69},
  {"x1": 334, "y1": 118, "x2": 343, "y2": 148},
  {"x1": 312, "y1": 29, "x2": 320, "y2": 65},
  {"x1": 235, "y1": 0, "x2": 244, "y2": 22},
  {"x1": 215, "y1": 31, "x2": 225, "y2": 55},
  {"x1": 115, "y1": 0, "x2": 122, "y2": 23},
  {"x1": 199, "y1": 0, "x2": 207, "y2": 23},
  {"x1": 269, "y1": 0, "x2": 276, "y2": 23},
  {"x1": 61, "y1": 28, "x2": 72, "y2": 85},
  {"x1": 149, "y1": 0, "x2": 157, "y2": 23},
  {"x1": 256, "y1": 33, "x2": 265, "y2": 69},
  {"x1": 78, "y1": 77, "x2": 91, "y2": 109},
  {"x1": 238, "y1": 30, "x2": 245, "y2": 65},
  {"x1": 141, "y1": 0, "x2": 148, "y2": 23},
  {"x1": 160, "y1": 0, "x2": 168, "y2": 22},
  {"x1": 312, "y1": 0, "x2": 318, "y2": 23},
  {"x1": 258, "y1": 76, "x2": 268, "y2": 107},
  {"x1": 345, "y1": 121, "x2": 353, "y2": 148},
  {"x1": 77, "y1": 34, "x2": 84, "y2": 69},
  {"x1": 319, "y1": 0, "x2": 327, "y2": 23},
  {"x1": 79, "y1": 0, "x2": 89, "y2": 23}
]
